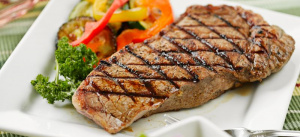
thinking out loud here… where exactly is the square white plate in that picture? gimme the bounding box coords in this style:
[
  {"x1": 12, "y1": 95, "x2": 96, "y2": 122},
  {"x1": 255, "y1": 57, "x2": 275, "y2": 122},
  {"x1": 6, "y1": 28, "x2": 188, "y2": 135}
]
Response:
[{"x1": 0, "y1": 0, "x2": 300, "y2": 136}]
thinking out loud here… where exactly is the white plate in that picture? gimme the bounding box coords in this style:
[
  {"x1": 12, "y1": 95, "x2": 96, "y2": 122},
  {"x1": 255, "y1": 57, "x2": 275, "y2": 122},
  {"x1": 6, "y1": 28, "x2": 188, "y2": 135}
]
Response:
[
  {"x1": 0, "y1": 0, "x2": 300, "y2": 136},
  {"x1": 148, "y1": 116, "x2": 231, "y2": 137}
]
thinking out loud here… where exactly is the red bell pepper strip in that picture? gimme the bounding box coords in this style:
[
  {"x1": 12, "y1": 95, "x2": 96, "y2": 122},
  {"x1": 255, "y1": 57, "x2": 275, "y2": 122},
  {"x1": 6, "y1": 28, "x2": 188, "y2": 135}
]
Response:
[
  {"x1": 116, "y1": 0, "x2": 173, "y2": 50},
  {"x1": 71, "y1": 0, "x2": 129, "y2": 46}
]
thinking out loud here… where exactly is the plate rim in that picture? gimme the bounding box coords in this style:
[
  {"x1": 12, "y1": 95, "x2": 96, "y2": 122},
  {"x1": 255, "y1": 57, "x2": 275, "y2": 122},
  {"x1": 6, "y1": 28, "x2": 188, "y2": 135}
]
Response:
[{"x1": 0, "y1": 0, "x2": 300, "y2": 136}]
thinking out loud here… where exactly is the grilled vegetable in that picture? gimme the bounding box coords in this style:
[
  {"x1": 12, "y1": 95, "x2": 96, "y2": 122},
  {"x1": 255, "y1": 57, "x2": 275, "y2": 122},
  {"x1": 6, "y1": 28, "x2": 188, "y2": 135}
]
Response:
[
  {"x1": 86, "y1": 26, "x2": 116, "y2": 60},
  {"x1": 92, "y1": 0, "x2": 148, "y2": 23},
  {"x1": 69, "y1": 0, "x2": 121, "y2": 33},
  {"x1": 58, "y1": 16, "x2": 116, "y2": 60},
  {"x1": 117, "y1": 0, "x2": 173, "y2": 50},
  {"x1": 57, "y1": 16, "x2": 95, "y2": 42},
  {"x1": 70, "y1": 0, "x2": 128, "y2": 46},
  {"x1": 69, "y1": 1, "x2": 93, "y2": 20},
  {"x1": 127, "y1": 21, "x2": 145, "y2": 30},
  {"x1": 92, "y1": 0, "x2": 112, "y2": 15},
  {"x1": 93, "y1": 7, "x2": 148, "y2": 23},
  {"x1": 129, "y1": 0, "x2": 161, "y2": 30}
]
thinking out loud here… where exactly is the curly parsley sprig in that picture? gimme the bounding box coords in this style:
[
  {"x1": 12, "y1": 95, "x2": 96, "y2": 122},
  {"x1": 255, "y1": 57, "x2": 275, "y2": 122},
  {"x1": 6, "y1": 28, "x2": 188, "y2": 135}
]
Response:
[{"x1": 31, "y1": 37, "x2": 98, "y2": 104}]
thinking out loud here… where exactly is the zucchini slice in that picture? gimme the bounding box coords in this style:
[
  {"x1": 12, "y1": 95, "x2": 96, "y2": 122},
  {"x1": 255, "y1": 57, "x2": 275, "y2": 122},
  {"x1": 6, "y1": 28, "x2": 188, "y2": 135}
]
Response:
[
  {"x1": 57, "y1": 16, "x2": 95, "y2": 42},
  {"x1": 69, "y1": 1, "x2": 93, "y2": 20}
]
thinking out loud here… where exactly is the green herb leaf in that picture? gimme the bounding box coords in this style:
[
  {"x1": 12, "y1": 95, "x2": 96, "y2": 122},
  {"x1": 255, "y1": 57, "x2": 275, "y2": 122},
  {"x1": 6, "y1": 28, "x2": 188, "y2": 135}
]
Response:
[
  {"x1": 55, "y1": 37, "x2": 98, "y2": 82},
  {"x1": 31, "y1": 37, "x2": 98, "y2": 104},
  {"x1": 31, "y1": 74, "x2": 72, "y2": 104}
]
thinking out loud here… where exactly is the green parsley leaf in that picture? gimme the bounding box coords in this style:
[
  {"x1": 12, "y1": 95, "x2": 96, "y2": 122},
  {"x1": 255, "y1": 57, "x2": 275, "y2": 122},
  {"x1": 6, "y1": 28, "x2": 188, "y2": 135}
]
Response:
[{"x1": 31, "y1": 37, "x2": 98, "y2": 104}]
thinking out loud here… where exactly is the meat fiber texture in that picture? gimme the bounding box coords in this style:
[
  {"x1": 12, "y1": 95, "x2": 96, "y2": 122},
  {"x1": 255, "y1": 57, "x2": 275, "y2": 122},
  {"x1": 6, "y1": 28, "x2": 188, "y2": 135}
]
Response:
[{"x1": 72, "y1": 5, "x2": 295, "y2": 133}]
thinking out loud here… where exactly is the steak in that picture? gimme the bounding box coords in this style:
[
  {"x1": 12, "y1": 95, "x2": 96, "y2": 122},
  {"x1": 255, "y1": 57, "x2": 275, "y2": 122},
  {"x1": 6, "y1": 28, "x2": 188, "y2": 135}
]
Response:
[{"x1": 72, "y1": 5, "x2": 295, "y2": 133}]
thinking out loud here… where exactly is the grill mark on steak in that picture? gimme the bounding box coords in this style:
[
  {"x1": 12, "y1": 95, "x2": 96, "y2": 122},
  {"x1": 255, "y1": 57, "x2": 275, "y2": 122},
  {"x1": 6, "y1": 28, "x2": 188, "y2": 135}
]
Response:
[
  {"x1": 180, "y1": 25, "x2": 237, "y2": 27},
  {"x1": 236, "y1": 10, "x2": 272, "y2": 56},
  {"x1": 80, "y1": 89, "x2": 168, "y2": 99},
  {"x1": 87, "y1": 75, "x2": 197, "y2": 81},
  {"x1": 186, "y1": 14, "x2": 254, "y2": 63},
  {"x1": 250, "y1": 38, "x2": 270, "y2": 57},
  {"x1": 110, "y1": 56, "x2": 158, "y2": 95},
  {"x1": 258, "y1": 27, "x2": 287, "y2": 55},
  {"x1": 161, "y1": 35, "x2": 215, "y2": 72},
  {"x1": 81, "y1": 91, "x2": 117, "y2": 118},
  {"x1": 87, "y1": 60, "x2": 169, "y2": 98},
  {"x1": 174, "y1": 24, "x2": 236, "y2": 70},
  {"x1": 87, "y1": 75, "x2": 198, "y2": 82},
  {"x1": 172, "y1": 24, "x2": 268, "y2": 29},
  {"x1": 124, "y1": 45, "x2": 180, "y2": 89},
  {"x1": 187, "y1": 6, "x2": 246, "y2": 54},
  {"x1": 235, "y1": 6, "x2": 293, "y2": 71},
  {"x1": 238, "y1": 12, "x2": 270, "y2": 27},
  {"x1": 259, "y1": 27, "x2": 288, "y2": 58},
  {"x1": 82, "y1": 79, "x2": 118, "y2": 119},
  {"x1": 169, "y1": 36, "x2": 265, "y2": 40},
  {"x1": 212, "y1": 14, "x2": 247, "y2": 39},
  {"x1": 94, "y1": 59, "x2": 172, "y2": 97},
  {"x1": 181, "y1": 11, "x2": 279, "y2": 65},
  {"x1": 89, "y1": 63, "x2": 234, "y2": 67},
  {"x1": 165, "y1": 49, "x2": 239, "y2": 53},
  {"x1": 189, "y1": 5, "x2": 272, "y2": 61},
  {"x1": 95, "y1": 61, "x2": 136, "y2": 102},
  {"x1": 143, "y1": 41, "x2": 200, "y2": 82},
  {"x1": 90, "y1": 80, "x2": 109, "y2": 99},
  {"x1": 260, "y1": 28, "x2": 276, "y2": 39}
]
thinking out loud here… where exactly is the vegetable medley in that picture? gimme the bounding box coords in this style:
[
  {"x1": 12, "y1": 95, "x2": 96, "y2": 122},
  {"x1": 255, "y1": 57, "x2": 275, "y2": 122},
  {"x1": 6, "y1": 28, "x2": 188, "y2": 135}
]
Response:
[{"x1": 31, "y1": 0, "x2": 173, "y2": 104}]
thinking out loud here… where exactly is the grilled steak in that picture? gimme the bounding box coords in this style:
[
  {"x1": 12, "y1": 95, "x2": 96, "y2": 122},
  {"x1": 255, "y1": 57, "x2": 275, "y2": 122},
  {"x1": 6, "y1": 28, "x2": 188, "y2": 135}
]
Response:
[{"x1": 72, "y1": 5, "x2": 295, "y2": 133}]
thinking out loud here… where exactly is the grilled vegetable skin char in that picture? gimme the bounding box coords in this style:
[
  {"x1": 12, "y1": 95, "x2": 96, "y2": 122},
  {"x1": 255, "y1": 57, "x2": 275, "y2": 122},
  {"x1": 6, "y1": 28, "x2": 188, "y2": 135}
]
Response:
[
  {"x1": 31, "y1": 37, "x2": 98, "y2": 104},
  {"x1": 57, "y1": 17, "x2": 117, "y2": 60},
  {"x1": 57, "y1": 17, "x2": 95, "y2": 42}
]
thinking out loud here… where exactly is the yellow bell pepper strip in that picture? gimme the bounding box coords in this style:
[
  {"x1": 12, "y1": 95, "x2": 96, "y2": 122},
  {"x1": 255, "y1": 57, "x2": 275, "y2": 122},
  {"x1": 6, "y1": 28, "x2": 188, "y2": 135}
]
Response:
[
  {"x1": 92, "y1": 0, "x2": 107, "y2": 12},
  {"x1": 116, "y1": 0, "x2": 173, "y2": 50},
  {"x1": 71, "y1": 0, "x2": 129, "y2": 46},
  {"x1": 86, "y1": 0, "x2": 95, "y2": 3},
  {"x1": 94, "y1": 7, "x2": 149, "y2": 23}
]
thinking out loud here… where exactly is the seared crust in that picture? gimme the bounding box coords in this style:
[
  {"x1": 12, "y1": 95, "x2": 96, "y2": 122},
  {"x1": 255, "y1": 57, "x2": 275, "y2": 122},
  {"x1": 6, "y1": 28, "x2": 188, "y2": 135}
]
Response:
[{"x1": 72, "y1": 5, "x2": 295, "y2": 133}]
